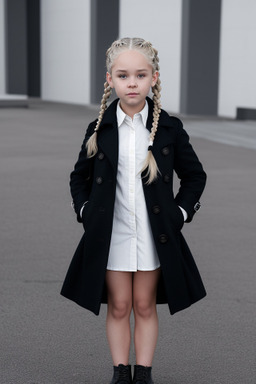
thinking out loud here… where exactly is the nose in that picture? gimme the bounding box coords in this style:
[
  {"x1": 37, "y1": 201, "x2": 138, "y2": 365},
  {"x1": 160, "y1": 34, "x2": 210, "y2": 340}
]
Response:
[{"x1": 128, "y1": 77, "x2": 138, "y2": 88}]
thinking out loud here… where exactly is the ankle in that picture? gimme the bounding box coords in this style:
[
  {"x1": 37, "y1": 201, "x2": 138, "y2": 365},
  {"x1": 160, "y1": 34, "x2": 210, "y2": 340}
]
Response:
[
  {"x1": 110, "y1": 364, "x2": 132, "y2": 384},
  {"x1": 133, "y1": 365, "x2": 153, "y2": 384}
]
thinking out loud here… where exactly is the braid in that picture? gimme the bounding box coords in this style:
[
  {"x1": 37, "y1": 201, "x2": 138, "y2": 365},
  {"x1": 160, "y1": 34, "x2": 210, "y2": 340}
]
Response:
[
  {"x1": 140, "y1": 49, "x2": 162, "y2": 184},
  {"x1": 86, "y1": 82, "x2": 112, "y2": 157},
  {"x1": 87, "y1": 37, "x2": 162, "y2": 184}
]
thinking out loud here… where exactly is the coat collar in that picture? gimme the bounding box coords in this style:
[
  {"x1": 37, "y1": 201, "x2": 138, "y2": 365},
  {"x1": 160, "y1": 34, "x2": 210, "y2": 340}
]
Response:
[
  {"x1": 98, "y1": 96, "x2": 173, "y2": 131},
  {"x1": 146, "y1": 97, "x2": 175, "y2": 131},
  {"x1": 98, "y1": 98, "x2": 119, "y2": 130},
  {"x1": 96, "y1": 99, "x2": 119, "y2": 172}
]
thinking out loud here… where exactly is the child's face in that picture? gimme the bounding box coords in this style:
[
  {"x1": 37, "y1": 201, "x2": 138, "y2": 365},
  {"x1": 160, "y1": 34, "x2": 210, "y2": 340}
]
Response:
[{"x1": 106, "y1": 50, "x2": 158, "y2": 117}]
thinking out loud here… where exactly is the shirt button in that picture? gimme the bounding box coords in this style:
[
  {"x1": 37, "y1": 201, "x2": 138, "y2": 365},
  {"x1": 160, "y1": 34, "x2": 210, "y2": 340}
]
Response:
[
  {"x1": 152, "y1": 205, "x2": 161, "y2": 214},
  {"x1": 159, "y1": 234, "x2": 168, "y2": 244},
  {"x1": 96, "y1": 176, "x2": 103, "y2": 184}
]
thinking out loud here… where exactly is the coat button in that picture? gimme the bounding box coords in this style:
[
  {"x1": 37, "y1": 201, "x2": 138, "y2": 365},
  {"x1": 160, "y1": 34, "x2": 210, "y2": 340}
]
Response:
[
  {"x1": 96, "y1": 176, "x2": 103, "y2": 184},
  {"x1": 98, "y1": 152, "x2": 105, "y2": 160},
  {"x1": 159, "y1": 234, "x2": 168, "y2": 243},
  {"x1": 152, "y1": 205, "x2": 161, "y2": 214},
  {"x1": 163, "y1": 174, "x2": 171, "y2": 183},
  {"x1": 161, "y1": 146, "x2": 170, "y2": 155}
]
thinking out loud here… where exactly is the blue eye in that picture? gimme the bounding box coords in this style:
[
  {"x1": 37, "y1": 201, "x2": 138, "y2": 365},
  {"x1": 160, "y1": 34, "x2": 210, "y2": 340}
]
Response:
[
  {"x1": 119, "y1": 74, "x2": 127, "y2": 79},
  {"x1": 138, "y1": 74, "x2": 145, "y2": 78}
]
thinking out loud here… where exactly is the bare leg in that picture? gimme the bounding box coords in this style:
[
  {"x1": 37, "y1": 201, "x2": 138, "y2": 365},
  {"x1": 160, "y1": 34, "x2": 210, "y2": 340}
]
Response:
[
  {"x1": 133, "y1": 268, "x2": 161, "y2": 366},
  {"x1": 106, "y1": 271, "x2": 133, "y2": 365}
]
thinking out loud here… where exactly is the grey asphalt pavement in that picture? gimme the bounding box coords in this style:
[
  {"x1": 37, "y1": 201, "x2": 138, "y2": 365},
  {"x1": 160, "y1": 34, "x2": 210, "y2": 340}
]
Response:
[{"x1": 0, "y1": 100, "x2": 255, "y2": 384}]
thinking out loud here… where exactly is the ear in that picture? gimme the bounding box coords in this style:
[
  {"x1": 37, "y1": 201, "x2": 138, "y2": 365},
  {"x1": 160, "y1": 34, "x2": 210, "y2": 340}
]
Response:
[
  {"x1": 106, "y1": 72, "x2": 114, "y2": 88},
  {"x1": 151, "y1": 71, "x2": 159, "y2": 87}
]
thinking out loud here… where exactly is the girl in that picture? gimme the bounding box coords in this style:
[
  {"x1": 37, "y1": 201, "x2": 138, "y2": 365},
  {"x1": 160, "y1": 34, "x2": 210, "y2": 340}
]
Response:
[{"x1": 61, "y1": 37, "x2": 207, "y2": 384}]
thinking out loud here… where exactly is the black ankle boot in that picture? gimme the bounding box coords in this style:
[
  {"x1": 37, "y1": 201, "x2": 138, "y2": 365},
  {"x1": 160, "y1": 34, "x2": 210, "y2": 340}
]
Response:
[
  {"x1": 110, "y1": 364, "x2": 132, "y2": 384},
  {"x1": 133, "y1": 365, "x2": 154, "y2": 384}
]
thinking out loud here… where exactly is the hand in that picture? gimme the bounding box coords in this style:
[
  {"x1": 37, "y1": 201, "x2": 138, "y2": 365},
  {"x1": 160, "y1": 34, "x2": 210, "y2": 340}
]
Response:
[{"x1": 178, "y1": 206, "x2": 188, "y2": 221}]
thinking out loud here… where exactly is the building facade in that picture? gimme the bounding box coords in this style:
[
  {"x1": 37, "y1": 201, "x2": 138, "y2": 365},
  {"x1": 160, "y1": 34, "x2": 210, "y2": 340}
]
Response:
[{"x1": 0, "y1": 0, "x2": 255, "y2": 118}]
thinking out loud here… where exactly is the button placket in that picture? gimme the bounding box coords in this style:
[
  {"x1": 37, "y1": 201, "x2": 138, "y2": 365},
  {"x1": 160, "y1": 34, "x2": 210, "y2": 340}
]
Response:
[{"x1": 128, "y1": 120, "x2": 137, "y2": 267}]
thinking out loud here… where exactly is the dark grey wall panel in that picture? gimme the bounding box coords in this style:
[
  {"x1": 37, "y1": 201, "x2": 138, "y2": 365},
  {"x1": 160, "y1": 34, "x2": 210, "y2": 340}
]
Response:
[
  {"x1": 5, "y1": 0, "x2": 27, "y2": 94},
  {"x1": 5, "y1": 0, "x2": 40, "y2": 96},
  {"x1": 27, "y1": 0, "x2": 40, "y2": 97},
  {"x1": 90, "y1": 0, "x2": 119, "y2": 104},
  {"x1": 237, "y1": 108, "x2": 256, "y2": 121},
  {"x1": 180, "y1": 0, "x2": 221, "y2": 115}
]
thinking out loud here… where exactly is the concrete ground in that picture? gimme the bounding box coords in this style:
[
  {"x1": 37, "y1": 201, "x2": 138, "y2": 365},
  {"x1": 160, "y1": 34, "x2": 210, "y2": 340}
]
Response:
[{"x1": 0, "y1": 100, "x2": 255, "y2": 384}]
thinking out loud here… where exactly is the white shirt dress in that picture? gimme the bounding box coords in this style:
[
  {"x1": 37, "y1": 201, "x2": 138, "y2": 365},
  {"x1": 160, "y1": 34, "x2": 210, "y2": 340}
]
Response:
[{"x1": 107, "y1": 101, "x2": 160, "y2": 272}]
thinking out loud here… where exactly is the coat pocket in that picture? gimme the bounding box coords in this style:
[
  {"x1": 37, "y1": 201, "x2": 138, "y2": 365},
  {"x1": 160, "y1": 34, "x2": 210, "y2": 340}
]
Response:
[
  {"x1": 81, "y1": 201, "x2": 91, "y2": 231},
  {"x1": 171, "y1": 203, "x2": 184, "y2": 232}
]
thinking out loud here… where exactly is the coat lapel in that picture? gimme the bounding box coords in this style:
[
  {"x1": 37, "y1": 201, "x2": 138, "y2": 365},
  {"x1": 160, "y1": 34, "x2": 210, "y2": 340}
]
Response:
[
  {"x1": 97, "y1": 99, "x2": 119, "y2": 172},
  {"x1": 146, "y1": 97, "x2": 176, "y2": 153}
]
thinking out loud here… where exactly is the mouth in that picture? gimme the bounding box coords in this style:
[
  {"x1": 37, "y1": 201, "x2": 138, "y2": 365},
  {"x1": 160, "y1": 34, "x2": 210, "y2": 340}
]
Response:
[{"x1": 127, "y1": 93, "x2": 139, "y2": 96}]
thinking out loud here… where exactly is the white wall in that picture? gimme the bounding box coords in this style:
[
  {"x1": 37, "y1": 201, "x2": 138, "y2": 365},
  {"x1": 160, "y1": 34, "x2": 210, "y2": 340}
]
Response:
[
  {"x1": 218, "y1": 0, "x2": 256, "y2": 118},
  {"x1": 0, "y1": 0, "x2": 5, "y2": 94},
  {"x1": 119, "y1": 0, "x2": 182, "y2": 113},
  {"x1": 41, "y1": 0, "x2": 90, "y2": 104}
]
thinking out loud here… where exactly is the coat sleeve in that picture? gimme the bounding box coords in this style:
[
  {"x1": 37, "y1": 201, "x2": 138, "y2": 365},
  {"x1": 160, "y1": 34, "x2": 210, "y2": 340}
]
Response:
[
  {"x1": 70, "y1": 120, "x2": 97, "y2": 222},
  {"x1": 173, "y1": 118, "x2": 207, "y2": 223}
]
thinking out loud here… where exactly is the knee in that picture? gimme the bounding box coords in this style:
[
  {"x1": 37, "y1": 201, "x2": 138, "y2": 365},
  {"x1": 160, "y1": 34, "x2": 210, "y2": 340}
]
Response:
[
  {"x1": 108, "y1": 299, "x2": 131, "y2": 320},
  {"x1": 133, "y1": 298, "x2": 155, "y2": 319}
]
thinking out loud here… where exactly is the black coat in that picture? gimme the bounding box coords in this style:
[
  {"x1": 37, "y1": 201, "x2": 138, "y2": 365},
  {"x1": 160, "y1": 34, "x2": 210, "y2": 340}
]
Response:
[{"x1": 61, "y1": 98, "x2": 207, "y2": 315}]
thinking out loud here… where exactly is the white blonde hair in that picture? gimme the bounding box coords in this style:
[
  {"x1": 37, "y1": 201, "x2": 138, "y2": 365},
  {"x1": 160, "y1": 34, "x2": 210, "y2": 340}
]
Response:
[{"x1": 86, "y1": 37, "x2": 162, "y2": 184}]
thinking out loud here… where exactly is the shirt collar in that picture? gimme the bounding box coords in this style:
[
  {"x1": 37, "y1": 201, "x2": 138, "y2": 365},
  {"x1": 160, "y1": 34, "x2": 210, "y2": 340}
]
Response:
[{"x1": 117, "y1": 100, "x2": 148, "y2": 127}]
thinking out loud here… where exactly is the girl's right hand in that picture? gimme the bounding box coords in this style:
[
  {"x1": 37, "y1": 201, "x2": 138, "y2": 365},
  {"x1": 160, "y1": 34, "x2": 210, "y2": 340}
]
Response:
[{"x1": 81, "y1": 201, "x2": 89, "y2": 231}]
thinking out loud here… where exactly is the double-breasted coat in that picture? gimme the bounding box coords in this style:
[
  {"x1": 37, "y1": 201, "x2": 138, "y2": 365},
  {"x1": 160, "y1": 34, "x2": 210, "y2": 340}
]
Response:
[{"x1": 61, "y1": 97, "x2": 207, "y2": 316}]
